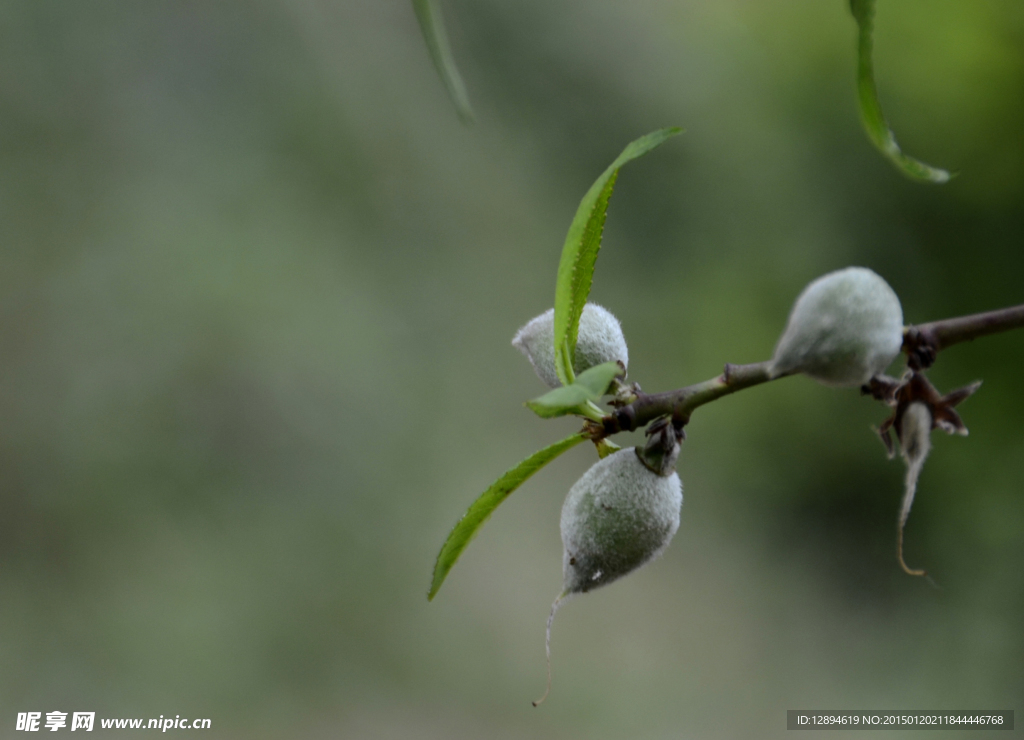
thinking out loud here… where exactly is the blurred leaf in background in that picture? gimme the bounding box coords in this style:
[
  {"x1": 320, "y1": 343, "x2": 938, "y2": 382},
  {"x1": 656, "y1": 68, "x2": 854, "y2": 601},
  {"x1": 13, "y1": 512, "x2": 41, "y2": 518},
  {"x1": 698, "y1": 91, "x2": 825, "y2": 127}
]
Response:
[
  {"x1": 849, "y1": 0, "x2": 952, "y2": 183},
  {"x1": 412, "y1": 0, "x2": 475, "y2": 123}
]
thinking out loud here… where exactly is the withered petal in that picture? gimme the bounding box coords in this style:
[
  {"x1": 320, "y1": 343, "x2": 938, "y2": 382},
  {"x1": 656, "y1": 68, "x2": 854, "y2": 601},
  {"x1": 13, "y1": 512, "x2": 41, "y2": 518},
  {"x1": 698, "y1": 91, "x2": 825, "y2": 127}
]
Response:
[
  {"x1": 942, "y1": 380, "x2": 983, "y2": 408},
  {"x1": 934, "y1": 406, "x2": 969, "y2": 436}
]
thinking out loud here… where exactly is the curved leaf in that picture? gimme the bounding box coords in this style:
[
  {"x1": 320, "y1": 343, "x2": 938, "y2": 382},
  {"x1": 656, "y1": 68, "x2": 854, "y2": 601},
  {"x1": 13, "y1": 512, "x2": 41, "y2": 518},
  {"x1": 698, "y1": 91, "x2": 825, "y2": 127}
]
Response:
[
  {"x1": 428, "y1": 432, "x2": 587, "y2": 600},
  {"x1": 553, "y1": 128, "x2": 682, "y2": 384},
  {"x1": 526, "y1": 361, "x2": 625, "y2": 419},
  {"x1": 413, "y1": 0, "x2": 474, "y2": 123},
  {"x1": 849, "y1": 0, "x2": 950, "y2": 183}
]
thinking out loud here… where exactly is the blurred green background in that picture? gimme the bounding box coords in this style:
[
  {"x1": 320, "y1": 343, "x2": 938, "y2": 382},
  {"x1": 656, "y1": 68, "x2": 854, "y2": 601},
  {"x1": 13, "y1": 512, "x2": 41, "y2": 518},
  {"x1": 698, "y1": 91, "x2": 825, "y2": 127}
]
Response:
[{"x1": 1, "y1": 1, "x2": 1022, "y2": 737}]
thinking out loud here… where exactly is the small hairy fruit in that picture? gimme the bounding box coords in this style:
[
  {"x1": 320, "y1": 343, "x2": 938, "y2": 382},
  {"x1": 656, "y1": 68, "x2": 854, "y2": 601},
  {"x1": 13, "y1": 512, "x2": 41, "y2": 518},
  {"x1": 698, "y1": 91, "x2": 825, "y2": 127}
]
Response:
[
  {"x1": 512, "y1": 303, "x2": 628, "y2": 388},
  {"x1": 560, "y1": 447, "x2": 683, "y2": 594},
  {"x1": 771, "y1": 267, "x2": 904, "y2": 387},
  {"x1": 535, "y1": 425, "x2": 682, "y2": 706}
]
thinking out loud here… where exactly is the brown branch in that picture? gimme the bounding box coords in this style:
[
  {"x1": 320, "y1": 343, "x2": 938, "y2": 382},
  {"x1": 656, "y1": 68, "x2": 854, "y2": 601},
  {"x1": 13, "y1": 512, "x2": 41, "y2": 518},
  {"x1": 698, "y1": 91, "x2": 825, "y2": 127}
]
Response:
[
  {"x1": 602, "y1": 361, "x2": 776, "y2": 435},
  {"x1": 903, "y1": 303, "x2": 1024, "y2": 369},
  {"x1": 601, "y1": 302, "x2": 1024, "y2": 437}
]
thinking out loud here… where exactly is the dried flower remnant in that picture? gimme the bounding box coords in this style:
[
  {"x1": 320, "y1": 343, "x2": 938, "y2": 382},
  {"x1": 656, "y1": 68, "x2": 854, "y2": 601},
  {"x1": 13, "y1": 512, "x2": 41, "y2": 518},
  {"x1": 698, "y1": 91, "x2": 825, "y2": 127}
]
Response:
[
  {"x1": 896, "y1": 401, "x2": 932, "y2": 576},
  {"x1": 870, "y1": 371, "x2": 982, "y2": 576}
]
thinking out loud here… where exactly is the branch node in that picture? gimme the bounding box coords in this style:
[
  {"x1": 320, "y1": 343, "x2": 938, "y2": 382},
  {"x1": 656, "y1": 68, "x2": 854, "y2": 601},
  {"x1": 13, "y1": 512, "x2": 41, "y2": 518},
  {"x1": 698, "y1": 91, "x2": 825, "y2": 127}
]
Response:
[
  {"x1": 610, "y1": 405, "x2": 636, "y2": 434},
  {"x1": 902, "y1": 325, "x2": 938, "y2": 370},
  {"x1": 593, "y1": 302, "x2": 1021, "y2": 442}
]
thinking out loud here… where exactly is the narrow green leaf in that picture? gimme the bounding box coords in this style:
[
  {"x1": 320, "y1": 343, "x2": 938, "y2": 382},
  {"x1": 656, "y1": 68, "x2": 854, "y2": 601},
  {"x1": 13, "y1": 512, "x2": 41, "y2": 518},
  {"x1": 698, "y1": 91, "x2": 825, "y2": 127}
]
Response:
[
  {"x1": 575, "y1": 361, "x2": 626, "y2": 396},
  {"x1": 412, "y1": 0, "x2": 474, "y2": 124},
  {"x1": 428, "y1": 432, "x2": 587, "y2": 600},
  {"x1": 526, "y1": 361, "x2": 625, "y2": 419},
  {"x1": 849, "y1": 0, "x2": 950, "y2": 183},
  {"x1": 552, "y1": 128, "x2": 682, "y2": 384}
]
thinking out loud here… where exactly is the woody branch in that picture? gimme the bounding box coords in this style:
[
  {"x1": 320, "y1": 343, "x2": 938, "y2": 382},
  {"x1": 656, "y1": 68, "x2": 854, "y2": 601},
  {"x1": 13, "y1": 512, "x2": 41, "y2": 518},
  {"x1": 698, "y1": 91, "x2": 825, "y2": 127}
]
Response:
[{"x1": 598, "y1": 302, "x2": 1024, "y2": 438}]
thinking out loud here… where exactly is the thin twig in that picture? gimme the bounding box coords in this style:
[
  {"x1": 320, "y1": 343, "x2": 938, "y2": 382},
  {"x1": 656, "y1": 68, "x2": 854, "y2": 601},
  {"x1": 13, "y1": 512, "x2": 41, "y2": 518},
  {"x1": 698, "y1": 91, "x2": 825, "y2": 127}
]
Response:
[
  {"x1": 602, "y1": 361, "x2": 777, "y2": 435},
  {"x1": 903, "y1": 303, "x2": 1024, "y2": 369},
  {"x1": 601, "y1": 302, "x2": 1024, "y2": 437}
]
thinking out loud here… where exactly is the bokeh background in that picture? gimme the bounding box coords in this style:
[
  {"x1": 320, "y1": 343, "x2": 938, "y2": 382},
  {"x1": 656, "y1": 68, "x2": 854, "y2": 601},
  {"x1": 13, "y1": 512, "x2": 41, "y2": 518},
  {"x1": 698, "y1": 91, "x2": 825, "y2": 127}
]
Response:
[{"x1": 1, "y1": 1, "x2": 1022, "y2": 737}]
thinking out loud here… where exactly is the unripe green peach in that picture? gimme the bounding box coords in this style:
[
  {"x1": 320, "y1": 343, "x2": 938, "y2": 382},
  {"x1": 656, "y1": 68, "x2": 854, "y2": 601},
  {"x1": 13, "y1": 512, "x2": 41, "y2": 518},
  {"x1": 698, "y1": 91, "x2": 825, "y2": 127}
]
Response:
[
  {"x1": 535, "y1": 431, "x2": 682, "y2": 706},
  {"x1": 560, "y1": 447, "x2": 682, "y2": 594},
  {"x1": 512, "y1": 303, "x2": 629, "y2": 388},
  {"x1": 771, "y1": 267, "x2": 904, "y2": 387}
]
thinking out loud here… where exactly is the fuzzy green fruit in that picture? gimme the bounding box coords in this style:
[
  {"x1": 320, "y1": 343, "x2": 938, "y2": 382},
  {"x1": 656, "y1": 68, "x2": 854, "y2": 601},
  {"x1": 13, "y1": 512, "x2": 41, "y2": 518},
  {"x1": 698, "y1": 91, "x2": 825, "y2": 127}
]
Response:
[
  {"x1": 560, "y1": 447, "x2": 682, "y2": 594},
  {"x1": 771, "y1": 267, "x2": 904, "y2": 387},
  {"x1": 534, "y1": 444, "x2": 682, "y2": 705},
  {"x1": 512, "y1": 303, "x2": 629, "y2": 388}
]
